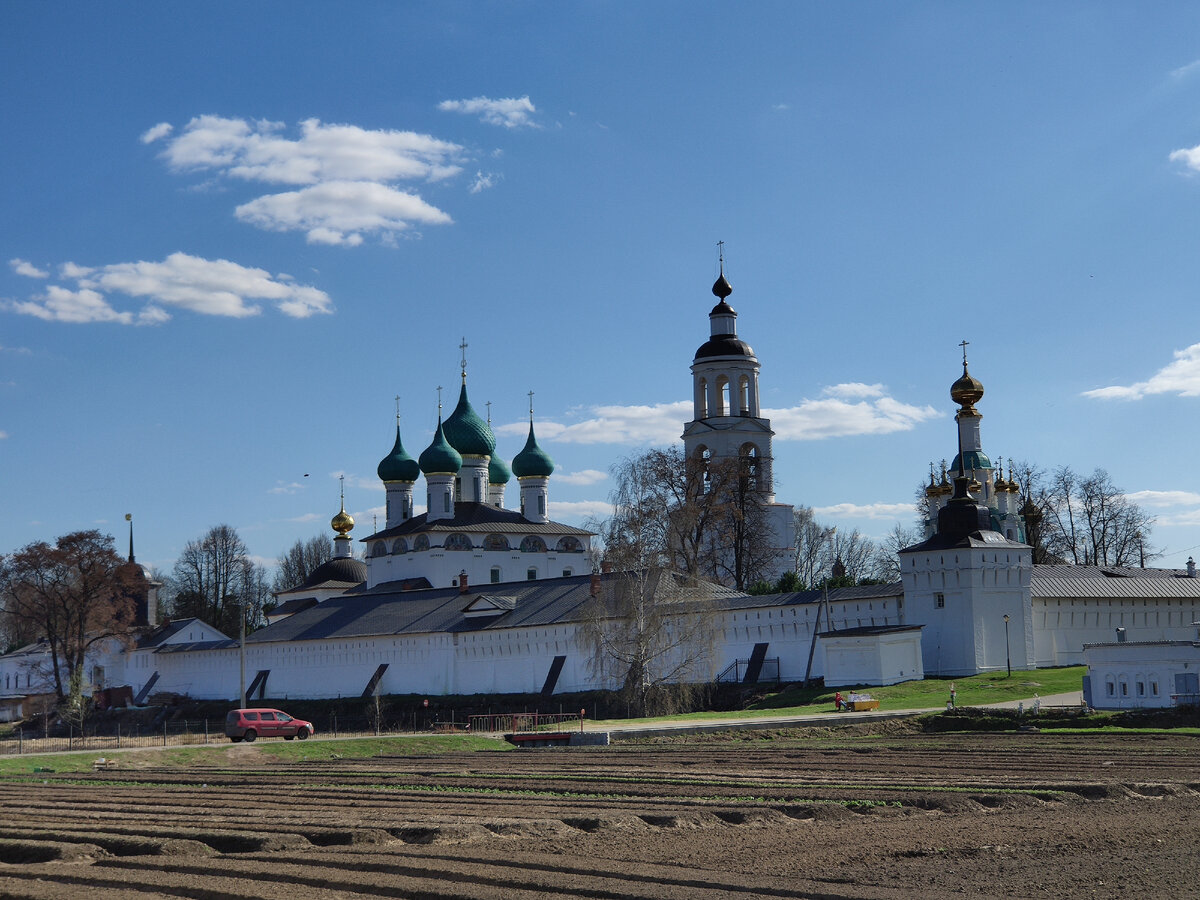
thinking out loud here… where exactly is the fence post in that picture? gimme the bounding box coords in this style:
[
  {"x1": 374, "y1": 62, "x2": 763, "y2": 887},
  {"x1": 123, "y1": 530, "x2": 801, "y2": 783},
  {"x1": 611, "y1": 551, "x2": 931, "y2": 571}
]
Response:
[
  {"x1": 163, "y1": 718, "x2": 167, "y2": 747},
  {"x1": 17, "y1": 728, "x2": 21, "y2": 755},
  {"x1": 117, "y1": 722, "x2": 121, "y2": 749},
  {"x1": 205, "y1": 719, "x2": 209, "y2": 744}
]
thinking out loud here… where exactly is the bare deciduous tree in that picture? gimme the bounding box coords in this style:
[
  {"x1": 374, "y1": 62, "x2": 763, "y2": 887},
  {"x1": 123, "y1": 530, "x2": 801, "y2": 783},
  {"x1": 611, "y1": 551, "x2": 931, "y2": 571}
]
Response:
[
  {"x1": 272, "y1": 534, "x2": 334, "y2": 594},
  {"x1": 1009, "y1": 462, "x2": 1155, "y2": 567},
  {"x1": 166, "y1": 525, "x2": 270, "y2": 635},
  {"x1": 0, "y1": 530, "x2": 137, "y2": 703},
  {"x1": 579, "y1": 569, "x2": 719, "y2": 717}
]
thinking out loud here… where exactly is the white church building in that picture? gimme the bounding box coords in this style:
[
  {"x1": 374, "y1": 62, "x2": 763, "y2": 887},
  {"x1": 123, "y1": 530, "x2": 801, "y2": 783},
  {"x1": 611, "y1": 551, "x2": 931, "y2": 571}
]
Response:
[{"x1": 4, "y1": 262, "x2": 1200, "y2": 707}]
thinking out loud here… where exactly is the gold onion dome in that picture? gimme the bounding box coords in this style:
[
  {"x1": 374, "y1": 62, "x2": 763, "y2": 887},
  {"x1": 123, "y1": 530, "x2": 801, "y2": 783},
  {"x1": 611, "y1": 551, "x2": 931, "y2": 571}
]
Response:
[
  {"x1": 951, "y1": 362, "x2": 984, "y2": 409},
  {"x1": 331, "y1": 505, "x2": 354, "y2": 536}
]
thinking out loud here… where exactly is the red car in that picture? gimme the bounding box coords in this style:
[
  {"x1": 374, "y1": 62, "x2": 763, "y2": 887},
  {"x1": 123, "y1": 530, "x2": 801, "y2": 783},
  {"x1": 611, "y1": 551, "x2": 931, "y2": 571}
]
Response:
[{"x1": 225, "y1": 708, "x2": 314, "y2": 742}]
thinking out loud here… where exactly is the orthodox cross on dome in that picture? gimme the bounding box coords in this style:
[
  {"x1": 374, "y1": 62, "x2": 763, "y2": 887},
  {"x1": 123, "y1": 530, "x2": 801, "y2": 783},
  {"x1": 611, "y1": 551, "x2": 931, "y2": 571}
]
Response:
[
  {"x1": 459, "y1": 337, "x2": 468, "y2": 383},
  {"x1": 527, "y1": 390, "x2": 535, "y2": 421},
  {"x1": 485, "y1": 400, "x2": 492, "y2": 426},
  {"x1": 394, "y1": 394, "x2": 401, "y2": 424},
  {"x1": 959, "y1": 339, "x2": 970, "y2": 367},
  {"x1": 339, "y1": 474, "x2": 345, "y2": 507},
  {"x1": 437, "y1": 385, "x2": 443, "y2": 414},
  {"x1": 125, "y1": 512, "x2": 134, "y2": 562}
]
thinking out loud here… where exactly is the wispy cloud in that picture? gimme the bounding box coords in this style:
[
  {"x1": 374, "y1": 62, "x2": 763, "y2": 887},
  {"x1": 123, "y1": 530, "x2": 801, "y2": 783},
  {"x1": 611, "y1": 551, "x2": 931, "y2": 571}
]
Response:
[
  {"x1": 146, "y1": 116, "x2": 463, "y2": 245},
  {"x1": 438, "y1": 96, "x2": 537, "y2": 129},
  {"x1": 813, "y1": 502, "x2": 917, "y2": 520},
  {"x1": 548, "y1": 500, "x2": 612, "y2": 522},
  {"x1": 269, "y1": 481, "x2": 307, "y2": 495},
  {"x1": 555, "y1": 469, "x2": 608, "y2": 486},
  {"x1": 494, "y1": 385, "x2": 938, "y2": 447},
  {"x1": 469, "y1": 171, "x2": 498, "y2": 194},
  {"x1": 1171, "y1": 59, "x2": 1200, "y2": 81},
  {"x1": 289, "y1": 512, "x2": 321, "y2": 523},
  {"x1": 1124, "y1": 489, "x2": 1200, "y2": 508},
  {"x1": 1082, "y1": 343, "x2": 1200, "y2": 400},
  {"x1": 140, "y1": 122, "x2": 173, "y2": 144},
  {"x1": 0, "y1": 431, "x2": 8, "y2": 440},
  {"x1": 4, "y1": 252, "x2": 332, "y2": 324},
  {"x1": 9, "y1": 258, "x2": 48, "y2": 279}
]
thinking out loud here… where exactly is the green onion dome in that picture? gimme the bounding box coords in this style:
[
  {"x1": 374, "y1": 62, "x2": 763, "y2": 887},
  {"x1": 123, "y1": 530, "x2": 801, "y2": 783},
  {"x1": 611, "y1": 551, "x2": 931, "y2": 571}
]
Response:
[
  {"x1": 443, "y1": 384, "x2": 496, "y2": 457},
  {"x1": 419, "y1": 419, "x2": 462, "y2": 475},
  {"x1": 377, "y1": 424, "x2": 421, "y2": 483},
  {"x1": 511, "y1": 422, "x2": 555, "y2": 478},
  {"x1": 489, "y1": 453, "x2": 512, "y2": 485}
]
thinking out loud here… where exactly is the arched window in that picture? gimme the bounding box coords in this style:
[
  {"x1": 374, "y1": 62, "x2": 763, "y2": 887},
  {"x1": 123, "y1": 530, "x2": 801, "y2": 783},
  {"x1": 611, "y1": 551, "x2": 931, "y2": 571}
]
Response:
[
  {"x1": 391, "y1": 538, "x2": 408, "y2": 555},
  {"x1": 370, "y1": 542, "x2": 387, "y2": 558},
  {"x1": 556, "y1": 536, "x2": 583, "y2": 553},
  {"x1": 697, "y1": 377, "x2": 708, "y2": 417},
  {"x1": 526, "y1": 567, "x2": 538, "y2": 581},
  {"x1": 562, "y1": 568, "x2": 573, "y2": 577},
  {"x1": 444, "y1": 533, "x2": 473, "y2": 551},
  {"x1": 738, "y1": 374, "x2": 750, "y2": 414},
  {"x1": 520, "y1": 535, "x2": 547, "y2": 553},
  {"x1": 490, "y1": 566, "x2": 502, "y2": 584},
  {"x1": 413, "y1": 535, "x2": 430, "y2": 551},
  {"x1": 483, "y1": 534, "x2": 509, "y2": 551},
  {"x1": 716, "y1": 375, "x2": 730, "y2": 416}
]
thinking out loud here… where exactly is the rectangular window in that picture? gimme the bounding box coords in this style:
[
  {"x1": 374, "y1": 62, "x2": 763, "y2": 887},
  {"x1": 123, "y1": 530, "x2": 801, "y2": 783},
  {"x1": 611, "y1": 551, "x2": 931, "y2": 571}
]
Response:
[
  {"x1": 1121, "y1": 682, "x2": 1128, "y2": 696},
  {"x1": 443, "y1": 492, "x2": 450, "y2": 513},
  {"x1": 490, "y1": 568, "x2": 501, "y2": 584},
  {"x1": 538, "y1": 495, "x2": 546, "y2": 516},
  {"x1": 1151, "y1": 681, "x2": 1159, "y2": 696},
  {"x1": 527, "y1": 568, "x2": 537, "y2": 581},
  {"x1": 935, "y1": 593, "x2": 945, "y2": 609}
]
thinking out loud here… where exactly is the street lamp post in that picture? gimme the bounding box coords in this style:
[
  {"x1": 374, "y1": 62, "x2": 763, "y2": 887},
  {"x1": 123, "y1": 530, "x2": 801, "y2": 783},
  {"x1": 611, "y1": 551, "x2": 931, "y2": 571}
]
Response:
[
  {"x1": 239, "y1": 597, "x2": 247, "y2": 708},
  {"x1": 1003, "y1": 613, "x2": 1011, "y2": 678}
]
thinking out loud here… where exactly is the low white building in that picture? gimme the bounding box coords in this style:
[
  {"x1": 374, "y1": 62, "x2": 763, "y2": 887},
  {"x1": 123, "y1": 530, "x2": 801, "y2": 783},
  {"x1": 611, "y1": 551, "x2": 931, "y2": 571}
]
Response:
[{"x1": 1082, "y1": 635, "x2": 1200, "y2": 710}]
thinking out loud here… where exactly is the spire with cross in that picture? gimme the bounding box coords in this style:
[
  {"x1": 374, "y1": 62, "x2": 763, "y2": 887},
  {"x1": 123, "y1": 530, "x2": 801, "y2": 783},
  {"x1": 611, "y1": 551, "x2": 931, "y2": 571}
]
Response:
[{"x1": 459, "y1": 337, "x2": 468, "y2": 384}]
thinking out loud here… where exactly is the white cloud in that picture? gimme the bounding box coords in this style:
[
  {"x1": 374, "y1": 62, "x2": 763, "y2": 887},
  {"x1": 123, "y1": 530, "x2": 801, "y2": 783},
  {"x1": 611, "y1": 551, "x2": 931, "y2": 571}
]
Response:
[
  {"x1": 772, "y1": 103, "x2": 791, "y2": 111},
  {"x1": 1124, "y1": 490, "x2": 1200, "y2": 508},
  {"x1": 289, "y1": 512, "x2": 321, "y2": 523},
  {"x1": 235, "y1": 181, "x2": 451, "y2": 245},
  {"x1": 148, "y1": 116, "x2": 465, "y2": 245},
  {"x1": 8, "y1": 285, "x2": 137, "y2": 325},
  {"x1": 770, "y1": 387, "x2": 941, "y2": 440},
  {"x1": 140, "y1": 122, "x2": 173, "y2": 144},
  {"x1": 813, "y1": 502, "x2": 917, "y2": 521},
  {"x1": 6, "y1": 252, "x2": 333, "y2": 325},
  {"x1": 548, "y1": 500, "x2": 612, "y2": 522},
  {"x1": 1170, "y1": 144, "x2": 1200, "y2": 172},
  {"x1": 1082, "y1": 343, "x2": 1200, "y2": 400},
  {"x1": 0, "y1": 431, "x2": 7, "y2": 439},
  {"x1": 438, "y1": 95, "x2": 537, "y2": 129},
  {"x1": 469, "y1": 171, "x2": 498, "y2": 194},
  {"x1": 157, "y1": 116, "x2": 464, "y2": 184},
  {"x1": 269, "y1": 481, "x2": 306, "y2": 495},
  {"x1": 9, "y1": 258, "x2": 48, "y2": 279},
  {"x1": 1171, "y1": 59, "x2": 1200, "y2": 81},
  {"x1": 494, "y1": 386, "x2": 938, "y2": 446},
  {"x1": 555, "y1": 469, "x2": 608, "y2": 486}
]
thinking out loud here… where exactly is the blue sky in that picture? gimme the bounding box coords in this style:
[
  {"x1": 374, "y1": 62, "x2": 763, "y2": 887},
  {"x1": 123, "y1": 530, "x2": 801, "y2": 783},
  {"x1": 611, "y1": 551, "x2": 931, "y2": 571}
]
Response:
[{"x1": 4, "y1": 2, "x2": 1200, "y2": 576}]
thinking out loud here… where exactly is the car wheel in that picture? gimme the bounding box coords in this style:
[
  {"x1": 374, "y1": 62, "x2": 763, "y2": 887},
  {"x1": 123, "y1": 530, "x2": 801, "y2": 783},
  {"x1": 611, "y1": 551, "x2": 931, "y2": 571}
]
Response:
[
  {"x1": 243, "y1": 729, "x2": 257, "y2": 743},
  {"x1": 296, "y1": 727, "x2": 309, "y2": 741}
]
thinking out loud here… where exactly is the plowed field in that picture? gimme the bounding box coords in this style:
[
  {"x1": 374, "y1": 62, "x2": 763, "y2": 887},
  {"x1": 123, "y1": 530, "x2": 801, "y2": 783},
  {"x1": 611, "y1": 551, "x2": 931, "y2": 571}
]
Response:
[{"x1": 0, "y1": 731, "x2": 1196, "y2": 898}]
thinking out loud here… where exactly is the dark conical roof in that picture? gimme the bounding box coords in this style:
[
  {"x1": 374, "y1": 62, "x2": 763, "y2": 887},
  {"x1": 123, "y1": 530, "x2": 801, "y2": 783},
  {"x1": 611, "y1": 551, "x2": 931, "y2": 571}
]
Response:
[
  {"x1": 419, "y1": 419, "x2": 463, "y2": 475},
  {"x1": 443, "y1": 383, "x2": 496, "y2": 457},
  {"x1": 378, "y1": 423, "x2": 421, "y2": 482},
  {"x1": 512, "y1": 421, "x2": 554, "y2": 478}
]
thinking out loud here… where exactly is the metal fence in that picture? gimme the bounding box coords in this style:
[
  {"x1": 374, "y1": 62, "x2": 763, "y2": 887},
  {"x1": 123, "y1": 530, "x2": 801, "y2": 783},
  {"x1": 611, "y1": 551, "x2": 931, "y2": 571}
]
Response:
[
  {"x1": 0, "y1": 713, "x2": 465, "y2": 756},
  {"x1": 468, "y1": 712, "x2": 583, "y2": 734}
]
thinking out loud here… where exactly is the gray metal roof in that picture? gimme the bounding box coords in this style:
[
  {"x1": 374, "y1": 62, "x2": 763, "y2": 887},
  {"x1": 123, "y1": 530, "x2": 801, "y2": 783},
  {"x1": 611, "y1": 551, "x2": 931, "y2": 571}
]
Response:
[
  {"x1": 245, "y1": 573, "x2": 905, "y2": 645},
  {"x1": 1032, "y1": 565, "x2": 1200, "y2": 599},
  {"x1": 362, "y1": 502, "x2": 593, "y2": 541}
]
